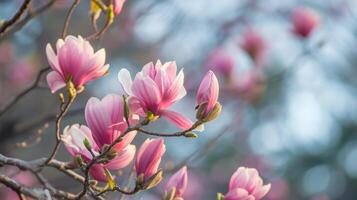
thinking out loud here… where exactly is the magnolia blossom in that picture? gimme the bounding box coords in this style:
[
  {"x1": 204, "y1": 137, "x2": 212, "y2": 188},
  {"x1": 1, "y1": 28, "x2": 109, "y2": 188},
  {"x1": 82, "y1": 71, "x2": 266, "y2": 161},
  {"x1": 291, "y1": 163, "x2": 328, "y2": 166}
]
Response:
[
  {"x1": 225, "y1": 167, "x2": 271, "y2": 200},
  {"x1": 205, "y1": 48, "x2": 234, "y2": 79},
  {"x1": 291, "y1": 7, "x2": 320, "y2": 38},
  {"x1": 240, "y1": 29, "x2": 266, "y2": 66},
  {"x1": 135, "y1": 138, "x2": 166, "y2": 180},
  {"x1": 62, "y1": 94, "x2": 138, "y2": 181},
  {"x1": 85, "y1": 94, "x2": 138, "y2": 152},
  {"x1": 197, "y1": 70, "x2": 219, "y2": 116},
  {"x1": 113, "y1": 0, "x2": 126, "y2": 16},
  {"x1": 165, "y1": 166, "x2": 188, "y2": 198},
  {"x1": 46, "y1": 35, "x2": 109, "y2": 93},
  {"x1": 118, "y1": 60, "x2": 193, "y2": 130}
]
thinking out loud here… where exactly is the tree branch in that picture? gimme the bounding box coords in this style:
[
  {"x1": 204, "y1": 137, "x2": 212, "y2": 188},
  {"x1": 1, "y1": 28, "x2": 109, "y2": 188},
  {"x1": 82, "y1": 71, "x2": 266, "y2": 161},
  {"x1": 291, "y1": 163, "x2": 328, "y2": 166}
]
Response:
[{"x1": 0, "y1": 0, "x2": 32, "y2": 35}]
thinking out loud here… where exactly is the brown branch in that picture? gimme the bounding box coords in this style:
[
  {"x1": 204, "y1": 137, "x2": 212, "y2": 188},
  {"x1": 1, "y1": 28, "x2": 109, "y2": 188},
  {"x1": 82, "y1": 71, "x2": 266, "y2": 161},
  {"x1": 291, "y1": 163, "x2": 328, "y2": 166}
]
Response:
[
  {"x1": 0, "y1": 67, "x2": 50, "y2": 118},
  {"x1": 45, "y1": 94, "x2": 76, "y2": 165},
  {"x1": 137, "y1": 121, "x2": 202, "y2": 137},
  {"x1": 0, "y1": 174, "x2": 48, "y2": 199},
  {"x1": 0, "y1": 0, "x2": 32, "y2": 35},
  {"x1": 62, "y1": 0, "x2": 81, "y2": 38},
  {"x1": 0, "y1": 0, "x2": 57, "y2": 41},
  {"x1": 86, "y1": 0, "x2": 114, "y2": 41}
]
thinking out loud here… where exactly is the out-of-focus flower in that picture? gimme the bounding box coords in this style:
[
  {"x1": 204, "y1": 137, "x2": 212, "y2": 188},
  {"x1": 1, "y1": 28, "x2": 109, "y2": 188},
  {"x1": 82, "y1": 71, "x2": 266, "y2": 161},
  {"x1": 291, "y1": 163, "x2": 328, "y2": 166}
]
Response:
[
  {"x1": 236, "y1": 70, "x2": 266, "y2": 104},
  {"x1": 240, "y1": 29, "x2": 267, "y2": 66},
  {"x1": 8, "y1": 59, "x2": 34, "y2": 85},
  {"x1": 196, "y1": 70, "x2": 221, "y2": 122},
  {"x1": 1, "y1": 167, "x2": 38, "y2": 200},
  {"x1": 135, "y1": 138, "x2": 166, "y2": 180},
  {"x1": 46, "y1": 35, "x2": 109, "y2": 93},
  {"x1": 85, "y1": 94, "x2": 138, "y2": 152},
  {"x1": 225, "y1": 167, "x2": 271, "y2": 200},
  {"x1": 61, "y1": 123, "x2": 136, "y2": 182},
  {"x1": 164, "y1": 166, "x2": 188, "y2": 199},
  {"x1": 266, "y1": 178, "x2": 289, "y2": 200},
  {"x1": 118, "y1": 60, "x2": 193, "y2": 130},
  {"x1": 113, "y1": 0, "x2": 126, "y2": 16},
  {"x1": 291, "y1": 7, "x2": 320, "y2": 38},
  {"x1": 204, "y1": 48, "x2": 234, "y2": 80}
]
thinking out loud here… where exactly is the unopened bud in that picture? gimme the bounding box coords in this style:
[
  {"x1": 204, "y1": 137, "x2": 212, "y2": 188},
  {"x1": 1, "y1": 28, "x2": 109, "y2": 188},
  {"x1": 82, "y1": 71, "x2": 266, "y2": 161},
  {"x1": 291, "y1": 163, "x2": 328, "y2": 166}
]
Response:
[
  {"x1": 217, "y1": 192, "x2": 224, "y2": 200},
  {"x1": 74, "y1": 155, "x2": 84, "y2": 167},
  {"x1": 83, "y1": 138, "x2": 92, "y2": 151},
  {"x1": 162, "y1": 187, "x2": 176, "y2": 200},
  {"x1": 146, "y1": 111, "x2": 158, "y2": 122},
  {"x1": 196, "y1": 102, "x2": 222, "y2": 122},
  {"x1": 143, "y1": 170, "x2": 163, "y2": 190},
  {"x1": 66, "y1": 79, "x2": 77, "y2": 99},
  {"x1": 184, "y1": 132, "x2": 198, "y2": 138},
  {"x1": 58, "y1": 93, "x2": 65, "y2": 104}
]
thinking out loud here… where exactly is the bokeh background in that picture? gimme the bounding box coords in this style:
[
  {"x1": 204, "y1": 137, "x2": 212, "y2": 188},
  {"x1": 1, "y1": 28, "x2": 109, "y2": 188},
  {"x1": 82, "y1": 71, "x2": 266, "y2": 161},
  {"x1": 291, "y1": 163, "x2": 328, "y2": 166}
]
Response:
[{"x1": 1, "y1": 0, "x2": 357, "y2": 199}]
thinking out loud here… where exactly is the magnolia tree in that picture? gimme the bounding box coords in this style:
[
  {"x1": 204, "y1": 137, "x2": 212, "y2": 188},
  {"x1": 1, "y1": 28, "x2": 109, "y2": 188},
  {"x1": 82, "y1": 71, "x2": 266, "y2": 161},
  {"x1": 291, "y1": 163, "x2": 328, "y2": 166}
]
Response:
[{"x1": 0, "y1": 0, "x2": 324, "y2": 199}]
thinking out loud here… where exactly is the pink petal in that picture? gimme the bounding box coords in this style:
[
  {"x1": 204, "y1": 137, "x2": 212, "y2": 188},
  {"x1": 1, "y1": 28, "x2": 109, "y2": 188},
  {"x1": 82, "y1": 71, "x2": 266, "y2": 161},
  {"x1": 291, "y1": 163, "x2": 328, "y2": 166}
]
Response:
[
  {"x1": 46, "y1": 71, "x2": 66, "y2": 93},
  {"x1": 165, "y1": 166, "x2": 188, "y2": 197},
  {"x1": 162, "y1": 69, "x2": 186, "y2": 106},
  {"x1": 106, "y1": 145, "x2": 136, "y2": 169},
  {"x1": 132, "y1": 74, "x2": 162, "y2": 113},
  {"x1": 161, "y1": 109, "x2": 193, "y2": 130},
  {"x1": 252, "y1": 184, "x2": 271, "y2": 199},
  {"x1": 46, "y1": 44, "x2": 62, "y2": 73},
  {"x1": 225, "y1": 188, "x2": 250, "y2": 200},
  {"x1": 118, "y1": 68, "x2": 133, "y2": 95}
]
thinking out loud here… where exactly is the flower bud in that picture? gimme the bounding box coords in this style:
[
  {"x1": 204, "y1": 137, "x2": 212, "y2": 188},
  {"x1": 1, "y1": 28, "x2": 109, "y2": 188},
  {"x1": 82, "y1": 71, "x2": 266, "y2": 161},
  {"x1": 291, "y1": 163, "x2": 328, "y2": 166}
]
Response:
[
  {"x1": 143, "y1": 170, "x2": 163, "y2": 190},
  {"x1": 197, "y1": 102, "x2": 222, "y2": 122},
  {"x1": 135, "y1": 138, "x2": 166, "y2": 180},
  {"x1": 83, "y1": 138, "x2": 92, "y2": 151},
  {"x1": 196, "y1": 71, "x2": 220, "y2": 120},
  {"x1": 217, "y1": 192, "x2": 224, "y2": 200},
  {"x1": 184, "y1": 132, "x2": 198, "y2": 138},
  {"x1": 163, "y1": 187, "x2": 176, "y2": 200},
  {"x1": 164, "y1": 166, "x2": 188, "y2": 199}
]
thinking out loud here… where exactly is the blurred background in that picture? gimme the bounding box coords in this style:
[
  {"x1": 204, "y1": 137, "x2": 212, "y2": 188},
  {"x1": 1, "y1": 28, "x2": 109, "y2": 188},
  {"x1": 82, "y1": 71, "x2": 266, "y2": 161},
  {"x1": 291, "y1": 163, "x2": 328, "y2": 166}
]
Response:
[{"x1": 1, "y1": 0, "x2": 357, "y2": 199}]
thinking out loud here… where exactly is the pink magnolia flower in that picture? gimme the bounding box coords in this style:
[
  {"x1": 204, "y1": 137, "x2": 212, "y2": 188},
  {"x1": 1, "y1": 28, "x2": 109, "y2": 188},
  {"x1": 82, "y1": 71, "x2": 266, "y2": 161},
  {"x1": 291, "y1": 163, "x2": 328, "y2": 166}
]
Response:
[
  {"x1": 240, "y1": 29, "x2": 267, "y2": 66},
  {"x1": 165, "y1": 166, "x2": 188, "y2": 198},
  {"x1": 113, "y1": 0, "x2": 126, "y2": 16},
  {"x1": 46, "y1": 35, "x2": 109, "y2": 93},
  {"x1": 118, "y1": 60, "x2": 193, "y2": 130},
  {"x1": 135, "y1": 138, "x2": 166, "y2": 180},
  {"x1": 205, "y1": 48, "x2": 234, "y2": 79},
  {"x1": 61, "y1": 124, "x2": 136, "y2": 182},
  {"x1": 197, "y1": 70, "x2": 219, "y2": 116},
  {"x1": 85, "y1": 94, "x2": 138, "y2": 152},
  {"x1": 291, "y1": 7, "x2": 320, "y2": 38},
  {"x1": 225, "y1": 167, "x2": 271, "y2": 200}
]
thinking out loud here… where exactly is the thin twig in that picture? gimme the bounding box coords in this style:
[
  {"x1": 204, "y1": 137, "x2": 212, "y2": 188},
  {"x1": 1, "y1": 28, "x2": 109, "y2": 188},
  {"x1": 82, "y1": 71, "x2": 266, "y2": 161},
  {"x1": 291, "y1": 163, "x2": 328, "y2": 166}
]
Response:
[
  {"x1": 0, "y1": 0, "x2": 32, "y2": 35},
  {"x1": 45, "y1": 94, "x2": 76, "y2": 165},
  {"x1": 0, "y1": 0, "x2": 57, "y2": 41},
  {"x1": 86, "y1": 0, "x2": 114, "y2": 41},
  {"x1": 62, "y1": 0, "x2": 81, "y2": 38},
  {"x1": 0, "y1": 67, "x2": 50, "y2": 118}
]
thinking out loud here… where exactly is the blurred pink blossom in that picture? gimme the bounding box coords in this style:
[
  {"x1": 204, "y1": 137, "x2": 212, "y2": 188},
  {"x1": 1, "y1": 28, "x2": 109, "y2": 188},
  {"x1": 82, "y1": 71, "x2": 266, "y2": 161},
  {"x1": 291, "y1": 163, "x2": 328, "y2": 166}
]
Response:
[
  {"x1": 1, "y1": 167, "x2": 38, "y2": 200},
  {"x1": 46, "y1": 35, "x2": 109, "y2": 93},
  {"x1": 118, "y1": 60, "x2": 192, "y2": 130},
  {"x1": 266, "y1": 178, "x2": 289, "y2": 200},
  {"x1": 204, "y1": 48, "x2": 234, "y2": 80},
  {"x1": 225, "y1": 167, "x2": 271, "y2": 200},
  {"x1": 8, "y1": 60, "x2": 34, "y2": 85},
  {"x1": 235, "y1": 70, "x2": 266, "y2": 103},
  {"x1": 240, "y1": 29, "x2": 267, "y2": 66},
  {"x1": 135, "y1": 138, "x2": 166, "y2": 180},
  {"x1": 164, "y1": 166, "x2": 188, "y2": 198},
  {"x1": 291, "y1": 7, "x2": 320, "y2": 38}
]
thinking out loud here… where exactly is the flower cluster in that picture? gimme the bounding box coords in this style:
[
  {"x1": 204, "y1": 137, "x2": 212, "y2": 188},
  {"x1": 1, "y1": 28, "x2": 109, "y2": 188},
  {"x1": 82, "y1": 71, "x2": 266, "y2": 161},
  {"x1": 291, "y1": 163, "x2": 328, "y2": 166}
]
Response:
[{"x1": 42, "y1": 34, "x2": 270, "y2": 199}]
